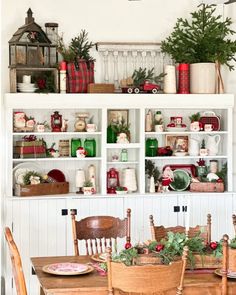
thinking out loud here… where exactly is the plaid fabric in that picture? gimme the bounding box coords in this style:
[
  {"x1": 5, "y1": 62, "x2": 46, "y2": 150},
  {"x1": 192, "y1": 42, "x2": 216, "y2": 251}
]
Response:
[{"x1": 67, "y1": 60, "x2": 94, "y2": 93}]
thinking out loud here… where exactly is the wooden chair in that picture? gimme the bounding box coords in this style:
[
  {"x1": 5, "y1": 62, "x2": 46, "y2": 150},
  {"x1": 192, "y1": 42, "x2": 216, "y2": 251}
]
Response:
[
  {"x1": 4, "y1": 227, "x2": 27, "y2": 295},
  {"x1": 106, "y1": 245, "x2": 188, "y2": 295},
  {"x1": 149, "y1": 213, "x2": 211, "y2": 243},
  {"x1": 221, "y1": 234, "x2": 229, "y2": 295},
  {"x1": 71, "y1": 208, "x2": 131, "y2": 255}
]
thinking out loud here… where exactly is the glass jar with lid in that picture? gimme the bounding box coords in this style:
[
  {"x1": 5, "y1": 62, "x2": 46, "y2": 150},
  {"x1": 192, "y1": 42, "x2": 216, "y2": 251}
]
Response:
[
  {"x1": 121, "y1": 149, "x2": 128, "y2": 162},
  {"x1": 145, "y1": 138, "x2": 158, "y2": 157},
  {"x1": 84, "y1": 138, "x2": 96, "y2": 157}
]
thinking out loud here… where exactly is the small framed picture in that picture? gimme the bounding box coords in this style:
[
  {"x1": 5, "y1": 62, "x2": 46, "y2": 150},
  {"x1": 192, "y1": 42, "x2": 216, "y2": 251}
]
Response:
[
  {"x1": 107, "y1": 109, "x2": 129, "y2": 124},
  {"x1": 165, "y1": 135, "x2": 188, "y2": 152}
]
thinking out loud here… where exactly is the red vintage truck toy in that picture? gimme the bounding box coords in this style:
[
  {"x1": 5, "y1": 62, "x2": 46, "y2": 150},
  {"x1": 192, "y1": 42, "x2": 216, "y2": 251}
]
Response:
[{"x1": 122, "y1": 80, "x2": 161, "y2": 94}]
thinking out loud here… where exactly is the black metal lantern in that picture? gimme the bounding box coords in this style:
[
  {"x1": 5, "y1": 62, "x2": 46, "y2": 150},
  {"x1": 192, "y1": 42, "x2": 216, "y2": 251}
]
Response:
[{"x1": 9, "y1": 8, "x2": 58, "y2": 67}]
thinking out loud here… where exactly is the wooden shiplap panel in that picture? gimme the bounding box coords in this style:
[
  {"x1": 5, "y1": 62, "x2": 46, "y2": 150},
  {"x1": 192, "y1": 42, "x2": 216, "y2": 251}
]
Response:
[{"x1": 9, "y1": 199, "x2": 67, "y2": 295}]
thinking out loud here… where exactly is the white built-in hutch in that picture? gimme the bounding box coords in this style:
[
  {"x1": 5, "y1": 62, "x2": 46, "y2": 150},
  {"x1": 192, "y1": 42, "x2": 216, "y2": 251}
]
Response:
[{"x1": 4, "y1": 93, "x2": 235, "y2": 295}]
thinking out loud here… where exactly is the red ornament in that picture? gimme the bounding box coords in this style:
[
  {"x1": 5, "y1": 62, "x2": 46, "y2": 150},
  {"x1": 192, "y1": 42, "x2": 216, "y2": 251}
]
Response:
[
  {"x1": 217, "y1": 178, "x2": 223, "y2": 183},
  {"x1": 210, "y1": 241, "x2": 218, "y2": 250},
  {"x1": 124, "y1": 242, "x2": 132, "y2": 249},
  {"x1": 155, "y1": 244, "x2": 164, "y2": 252}
]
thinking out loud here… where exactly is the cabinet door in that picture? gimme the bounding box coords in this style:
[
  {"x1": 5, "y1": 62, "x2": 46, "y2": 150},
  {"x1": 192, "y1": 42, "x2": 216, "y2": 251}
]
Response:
[
  {"x1": 124, "y1": 195, "x2": 179, "y2": 243},
  {"x1": 66, "y1": 197, "x2": 124, "y2": 255},
  {"x1": 189, "y1": 193, "x2": 234, "y2": 241},
  {"x1": 5, "y1": 199, "x2": 67, "y2": 295}
]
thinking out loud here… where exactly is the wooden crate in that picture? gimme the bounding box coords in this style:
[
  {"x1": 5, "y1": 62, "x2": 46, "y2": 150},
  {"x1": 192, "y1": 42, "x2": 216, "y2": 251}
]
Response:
[
  {"x1": 190, "y1": 182, "x2": 224, "y2": 192},
  {"x1": 88, "y1": 83, "x2": 115, "y2": 93},
  {"x1": 187, "y1": 254, "x2": 222, "y2": 269},
  {"x1": 10, "y1": 67, "x2": 58, "y2": 93},
  {"x1": 15, "y1": 182, "x2": 69, "y2": 197},
  {"x1": 133, "y1": 253, "x2": 162, "y2": 265}
]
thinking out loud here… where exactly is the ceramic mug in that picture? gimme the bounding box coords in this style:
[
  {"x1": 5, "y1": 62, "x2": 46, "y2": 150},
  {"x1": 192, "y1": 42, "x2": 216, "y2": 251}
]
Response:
[
  {"x1": 204, "y1": 124, "x2": 213, "y2": 132},
  {"x1": 23, "y1": 75, "x2": 31, "y2": 84},
  {"x1": 155, "y1": 124, "x2": 164, "y2": 132},
  {"x1": 190, "y1": 121, "x2": 200, "y2": 132},
  {"x1": 36, "y1": 124, "x2": 45, "y2": 132},
  {"x1": 83, "y1": 187, "x2": 94, "y2": 195},
  {"x1": 86, "y1": 124, "x2": 97, "y2": 132}
]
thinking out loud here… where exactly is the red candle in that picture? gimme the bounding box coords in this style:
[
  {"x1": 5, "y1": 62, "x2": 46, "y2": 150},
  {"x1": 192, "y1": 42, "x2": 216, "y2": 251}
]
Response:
[{"x1": 60, "y1": 61, "x2": 67, "y2": 71}]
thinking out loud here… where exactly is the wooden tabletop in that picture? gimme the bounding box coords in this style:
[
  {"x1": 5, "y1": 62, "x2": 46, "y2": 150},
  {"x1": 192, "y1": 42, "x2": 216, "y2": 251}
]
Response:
[{"x1": 31, "y1": 256, "x2": 236, "y2": 295}]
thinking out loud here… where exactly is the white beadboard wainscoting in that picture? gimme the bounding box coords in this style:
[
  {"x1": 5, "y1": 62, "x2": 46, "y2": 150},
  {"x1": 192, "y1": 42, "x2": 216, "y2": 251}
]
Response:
[{"x1": 4, "y1": 193, "x2": 236, "y2": 295}]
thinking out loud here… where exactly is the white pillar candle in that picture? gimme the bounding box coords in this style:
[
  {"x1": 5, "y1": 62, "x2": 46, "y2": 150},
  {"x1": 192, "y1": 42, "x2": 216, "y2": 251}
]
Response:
[
  {"x1": 23, "y1": 75, "x2": 31, "y2": 84},
  {"x1": 75, "y1": 169, "x2": 85, "y2": 188},
  {"x1": 163, "y1": 65, "x2": 177, "y2": 94}
]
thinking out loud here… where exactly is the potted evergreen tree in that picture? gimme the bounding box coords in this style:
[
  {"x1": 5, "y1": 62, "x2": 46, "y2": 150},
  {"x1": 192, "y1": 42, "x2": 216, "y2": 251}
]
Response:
[{"x1": 161, "y1": 4, "x2": 236, "y2": 94}]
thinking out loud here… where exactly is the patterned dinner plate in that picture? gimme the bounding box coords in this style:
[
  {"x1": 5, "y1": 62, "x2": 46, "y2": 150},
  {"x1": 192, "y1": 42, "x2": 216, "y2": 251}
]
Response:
[
  {"x1": 42, "y1": 263, "x2": 94, "y2": 275},
  {"x1": 91, "y1": 253, "x2": 106, "y2": 263},
  {"x1": 214, "y1": 268, "x2": 236, "y2": 279}
]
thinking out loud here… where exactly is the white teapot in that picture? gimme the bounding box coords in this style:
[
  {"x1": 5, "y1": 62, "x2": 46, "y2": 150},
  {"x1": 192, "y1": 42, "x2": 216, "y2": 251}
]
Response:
[{"x1": 206, "y1": 135, "x2": 221, "y2": 156}]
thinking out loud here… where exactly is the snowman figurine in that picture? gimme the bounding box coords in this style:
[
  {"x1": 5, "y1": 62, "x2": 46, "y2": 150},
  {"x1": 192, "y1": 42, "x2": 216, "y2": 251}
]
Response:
[{"x1": 162, "y1": 166, "x2": 174, "y2": 192}]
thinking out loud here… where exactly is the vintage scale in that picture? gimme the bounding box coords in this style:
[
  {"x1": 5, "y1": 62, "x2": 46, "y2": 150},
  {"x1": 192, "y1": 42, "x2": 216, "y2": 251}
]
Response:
[{"x1": 74, "y1": 112, "x2": 89, "y2": 132}]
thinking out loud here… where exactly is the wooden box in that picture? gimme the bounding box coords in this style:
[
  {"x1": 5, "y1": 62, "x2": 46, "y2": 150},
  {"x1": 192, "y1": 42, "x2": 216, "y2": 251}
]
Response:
[
  {"x1": 88, "y1": 83, "x2": 115, "y2": 93},
  {"x1": 190, "y1": 182, "x2": 224, "y2": 192},
  {"x1": 10, "y1": 67, "x2": 58, "y2": 93},
  {"x1": 187, "y1": 254, "x2": 222, "y2": 269},
  {"x1": 15, "y1": 182, "x2": 69, "y2": 197},
  {"x1": 133, "y1": 254, "x2": 161, "y2": 265}
]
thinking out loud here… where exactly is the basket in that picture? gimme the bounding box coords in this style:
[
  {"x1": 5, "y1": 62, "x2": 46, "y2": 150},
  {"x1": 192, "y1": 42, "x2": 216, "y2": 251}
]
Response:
[
  {"x1": 15, "y1": 182, "x2": 69, "y2": 197},
  {"x1": 199, "y1": 111, "x2": 220, "y2": 131}
]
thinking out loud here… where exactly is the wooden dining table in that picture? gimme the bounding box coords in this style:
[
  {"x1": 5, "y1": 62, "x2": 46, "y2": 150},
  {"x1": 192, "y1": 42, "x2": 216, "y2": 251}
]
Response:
[{"x1": 31, "y1": 255, "x2": 236, "y2": 295}]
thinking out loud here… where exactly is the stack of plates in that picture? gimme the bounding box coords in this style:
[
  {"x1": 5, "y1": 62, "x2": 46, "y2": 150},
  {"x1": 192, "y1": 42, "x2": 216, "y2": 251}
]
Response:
[{"x1": 17, "y1": 82, "x2": 38, "y2": 93}]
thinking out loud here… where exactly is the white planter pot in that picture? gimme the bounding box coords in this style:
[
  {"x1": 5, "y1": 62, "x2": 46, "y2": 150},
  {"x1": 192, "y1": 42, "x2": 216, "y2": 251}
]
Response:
[{"x1": 190, "y1": 63, "x2": 216, "y2": 94}]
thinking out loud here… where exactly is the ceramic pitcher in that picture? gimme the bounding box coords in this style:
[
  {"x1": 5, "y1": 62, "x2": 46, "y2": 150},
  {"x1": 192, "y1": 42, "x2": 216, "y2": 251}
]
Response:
[{"x1": 206, "y1": 135, "x2": 221, "y2": 156}]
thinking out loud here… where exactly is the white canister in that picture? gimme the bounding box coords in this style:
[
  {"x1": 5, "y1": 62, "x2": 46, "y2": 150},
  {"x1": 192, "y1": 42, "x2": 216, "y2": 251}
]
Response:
[
  {"x1": 123, "y1": 168, "x2": 137, "y2": 192},
  {"x1": 163, "y1": 65, "x2": 177, "y2": 94}
]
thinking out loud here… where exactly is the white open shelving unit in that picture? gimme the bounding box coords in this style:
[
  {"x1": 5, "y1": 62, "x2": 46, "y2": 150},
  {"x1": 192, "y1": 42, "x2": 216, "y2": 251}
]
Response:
[{"x1": 5, "y1": 93, "x2": 234, "y2": 197}]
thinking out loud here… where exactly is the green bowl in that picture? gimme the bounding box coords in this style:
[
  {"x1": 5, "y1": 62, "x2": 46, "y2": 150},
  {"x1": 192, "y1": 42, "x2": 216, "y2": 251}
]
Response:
[{"x1": 169, "y1": 169, "x2": 191, "y2": 191}]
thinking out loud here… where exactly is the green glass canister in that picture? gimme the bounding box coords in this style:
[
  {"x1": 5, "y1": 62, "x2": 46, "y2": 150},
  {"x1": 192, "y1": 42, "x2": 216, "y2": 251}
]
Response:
[
  {"x1": 107, "y1": 125, "x2": 116, "y2": 143},
  {"x1": 145, "y1": 138, "x2": 158, "y2": 157},
  {"x1": 71, "y1": 138, "x2": 82, "y2": 157},
  {"x1": 121, "y1": 149, "x2": 128, "y2": 162},
  {"x1": 84, "y1": 138, "x2": 96, "y2": 157}
]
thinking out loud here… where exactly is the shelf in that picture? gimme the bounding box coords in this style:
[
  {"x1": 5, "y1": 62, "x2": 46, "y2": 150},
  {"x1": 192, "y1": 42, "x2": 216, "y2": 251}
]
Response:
[
  {"x1": 106, "y1": 143, "x2": 141, "y2": 149},
  {"x1": 145, "y1": 156, "x2": 228, "y2": 160},
  {"x1": 13, "y1": 157, "x2": 102, "y2": 162},
  {"x1": 107, "y1": 161, "x2": 139, "y2": 165},
  {"x1": 13, "y1": 131, "x2": 102, "y2": 136},
  {"x1": 145, "y1": 131, "x2": 228, "y2": 135}
]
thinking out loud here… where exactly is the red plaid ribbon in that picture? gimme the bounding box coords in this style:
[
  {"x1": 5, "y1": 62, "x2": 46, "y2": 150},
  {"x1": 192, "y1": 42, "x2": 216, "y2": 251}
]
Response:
[{"x1": 67, "y1": 60, "x2": 94, "y2": 93}]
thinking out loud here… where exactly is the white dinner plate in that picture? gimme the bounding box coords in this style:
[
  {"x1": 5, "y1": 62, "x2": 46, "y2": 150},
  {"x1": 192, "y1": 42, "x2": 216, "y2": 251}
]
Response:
[{"x1": 13, "y1": 162, "x2": 42, "y2": 185}]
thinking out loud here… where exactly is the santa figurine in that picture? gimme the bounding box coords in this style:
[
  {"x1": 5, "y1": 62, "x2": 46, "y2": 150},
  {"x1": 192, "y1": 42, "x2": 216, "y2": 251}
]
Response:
[{"x1": 162, "y1": 166, "x2": 174, "y2": 192}]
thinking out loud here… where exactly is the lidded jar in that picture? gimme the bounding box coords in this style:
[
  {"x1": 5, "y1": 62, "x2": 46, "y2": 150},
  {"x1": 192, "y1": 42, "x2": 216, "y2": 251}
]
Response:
[
  {"x1": 84, "y1": 138, "x2": 96, "y2": 157},
  {"x1": 145, "y1": 138, "x2": 158, "y2": 157}
]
